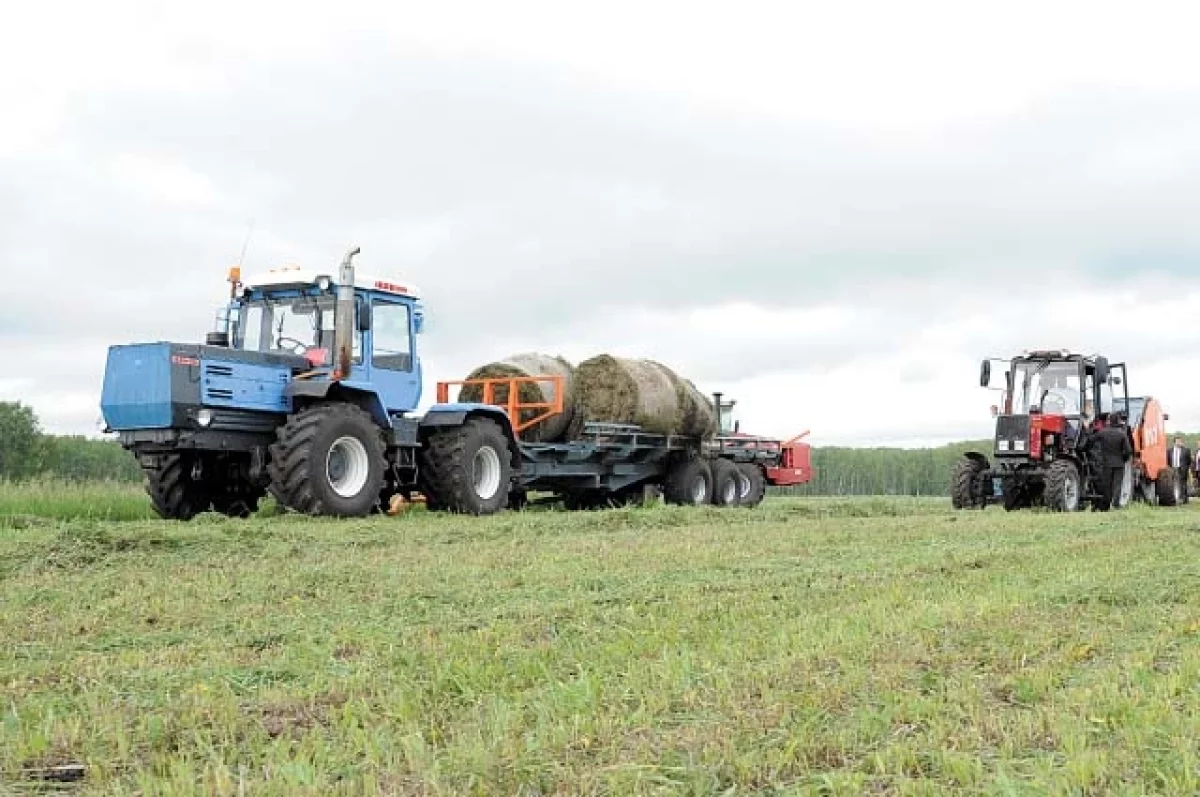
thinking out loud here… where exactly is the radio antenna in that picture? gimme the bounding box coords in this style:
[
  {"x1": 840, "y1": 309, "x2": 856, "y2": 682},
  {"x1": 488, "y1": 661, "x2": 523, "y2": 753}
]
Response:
[{"x1": 237, "y1": 219, "x2": 256, "y2": 267}]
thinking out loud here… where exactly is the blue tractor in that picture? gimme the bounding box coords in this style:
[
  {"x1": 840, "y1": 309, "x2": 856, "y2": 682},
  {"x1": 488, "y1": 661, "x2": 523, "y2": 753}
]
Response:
[{"x1": 100, "y1": 247, "x2": 520, "y2": 519}]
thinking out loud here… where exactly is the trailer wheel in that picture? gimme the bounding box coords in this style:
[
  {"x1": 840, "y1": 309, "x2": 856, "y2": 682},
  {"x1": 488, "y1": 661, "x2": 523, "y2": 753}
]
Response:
[
  {"x1": 1044, "y1": 460, "x2": 1082, "y2": 512},
  {"x1": 142, "y1": 452, "x2": 212, "y2": 521},
  {"x1": 420, "y1": 418, "x2": 513, "y2": 515},
  {"x1": 1156, "y1": 467, "x2": 1181, "y2": 507},
  {"x1": 268, "y1": 403, "x2": 386, "y2": 517},
  {"x1": 663, "y1": 459, "x2": 712, "y2": 506},
  {"x1": 736, "y1": 463, "x2": 767, "y2": 508},
  {"x1": 710, "y1": 459, "x2": 740, "y2": 507}
]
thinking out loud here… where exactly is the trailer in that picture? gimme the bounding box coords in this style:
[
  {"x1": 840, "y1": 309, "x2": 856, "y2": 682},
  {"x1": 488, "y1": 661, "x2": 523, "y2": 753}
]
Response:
[{"x1": 435, "y1": 376, "x2": 812, "y2": 510}]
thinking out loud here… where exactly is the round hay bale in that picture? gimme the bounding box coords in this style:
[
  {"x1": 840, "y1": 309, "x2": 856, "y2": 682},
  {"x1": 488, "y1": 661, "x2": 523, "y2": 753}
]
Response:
[
  {"x1": 673, "y1": 374, "x2": 718, "y2": 439},
  {"x1": 572, "y1": 355, "x2": 684, "y2": 436},
  {"x1": 458, "y1": 353, "x2": 575, "y2": 441}
]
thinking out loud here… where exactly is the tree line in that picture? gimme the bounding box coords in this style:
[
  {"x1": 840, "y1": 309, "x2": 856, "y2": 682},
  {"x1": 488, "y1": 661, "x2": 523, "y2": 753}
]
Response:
[
  {"x1": 0, "y1": 402, "x2": 142, "y2": 482},
  {"x1": 782, "y1": 441, "x2": 990, "y2": 497},
  {"x1": 9, "y1": 399, "x2": 1184, "y2": 497}
]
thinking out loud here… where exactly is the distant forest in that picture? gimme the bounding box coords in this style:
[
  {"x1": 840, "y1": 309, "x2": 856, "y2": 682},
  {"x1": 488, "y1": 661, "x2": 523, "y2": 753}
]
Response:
[{"x1": 7, "y1": 401, "x2": 1188, "y2": 497}]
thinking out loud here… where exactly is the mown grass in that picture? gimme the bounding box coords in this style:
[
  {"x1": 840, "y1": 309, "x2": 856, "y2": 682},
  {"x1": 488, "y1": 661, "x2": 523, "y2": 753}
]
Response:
[{"x1": 3, "y1": 497, "x2": 1200, "y2": 795}]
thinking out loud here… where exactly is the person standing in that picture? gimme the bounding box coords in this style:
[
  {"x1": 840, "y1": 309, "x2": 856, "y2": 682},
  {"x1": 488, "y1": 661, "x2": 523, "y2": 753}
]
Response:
[
  {"x1": 1169, "y1": 436, "x2": 1192, "y2": 504},
  {"x1": 1092, "y1": 414, "x2": 1132, "y2": 511}
]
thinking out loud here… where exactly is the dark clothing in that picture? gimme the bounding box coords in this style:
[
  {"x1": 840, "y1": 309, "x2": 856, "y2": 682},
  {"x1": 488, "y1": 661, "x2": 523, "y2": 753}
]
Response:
[
  {"x1": 1092, "y1": 425, "x2": 1132, "y2": 469},
  {"x1": 1097, "y1": 466, "x2": 1124, "y2": 511}
]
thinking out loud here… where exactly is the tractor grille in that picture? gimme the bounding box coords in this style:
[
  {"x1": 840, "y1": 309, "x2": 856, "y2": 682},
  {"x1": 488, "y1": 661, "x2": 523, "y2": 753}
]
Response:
[{"x1": 994, "y1": 414, "x2": 1030, "y2": 457}]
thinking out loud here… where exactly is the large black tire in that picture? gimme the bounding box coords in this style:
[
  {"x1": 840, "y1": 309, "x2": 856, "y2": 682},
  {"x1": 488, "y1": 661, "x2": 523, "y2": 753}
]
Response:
[
  {"x1": 142, "y1": 452, "x2": 211, "y2": 521},
  {"x1": 1156, "y1": 467, "x2": 1181, "y2": 507},
  {"x1": 1044, "y1": 460, "x2": 1082, "y2": 512},
  {"x1": 710, "y1": 459, "x2": 741, "y2": 507},
  {"x1": 268, "y1": 403, "x2": 386, "y2": 517},
  {"x1": 736, "y1": 462, "x2": 767, "y2": 508},
  {"x1": 419, "y1": 418, "x2": 513, "y2": 515},
  {"x1": 951, "y1": 456, "x2": 986, "y2": 509},
  {"x1": 663, "y1": 458, "x2": 712, "y2": 506}
]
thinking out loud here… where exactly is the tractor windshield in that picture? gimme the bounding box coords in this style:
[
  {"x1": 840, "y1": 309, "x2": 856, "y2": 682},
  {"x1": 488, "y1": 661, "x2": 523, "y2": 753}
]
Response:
[
  {"x1": 236, "y1": 294, "x2": 358, "y2": 364},
  {"x1": 1012, "y1": 360, "x2": 1084, "y2": 416}
]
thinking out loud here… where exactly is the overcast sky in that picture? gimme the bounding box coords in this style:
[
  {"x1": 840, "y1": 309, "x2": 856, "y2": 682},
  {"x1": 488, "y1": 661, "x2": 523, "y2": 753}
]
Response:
[{"x1": 5, "y1": 0, "x2": 1200, "y2": 446}]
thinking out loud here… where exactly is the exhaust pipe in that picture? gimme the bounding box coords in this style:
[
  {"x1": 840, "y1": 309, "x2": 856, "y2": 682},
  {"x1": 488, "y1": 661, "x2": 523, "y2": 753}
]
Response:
[{"x1": 333, "y1": 246, "x2": 360, "y2": 380}]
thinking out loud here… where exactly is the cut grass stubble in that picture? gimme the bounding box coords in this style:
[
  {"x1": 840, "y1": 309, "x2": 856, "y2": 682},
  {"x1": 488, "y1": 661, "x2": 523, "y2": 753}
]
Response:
[{"x1": 2, "y1": 495, "x2": 1200, "y2": 794}]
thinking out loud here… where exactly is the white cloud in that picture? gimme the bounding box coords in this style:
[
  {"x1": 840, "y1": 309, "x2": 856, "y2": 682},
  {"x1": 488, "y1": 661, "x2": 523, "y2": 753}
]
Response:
[{"x1": 6, "y1": 0, "x2": 1200, "y2": 449}]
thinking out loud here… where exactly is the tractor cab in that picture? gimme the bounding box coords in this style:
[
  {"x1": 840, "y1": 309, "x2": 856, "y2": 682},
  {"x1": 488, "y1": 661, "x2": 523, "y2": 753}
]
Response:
[
  {"x1": 209, "y1": 261, "x2": 427, "y2": 416},
  {"x1": 981, "y1": 350, "x2": 1125, "y2": 460}
]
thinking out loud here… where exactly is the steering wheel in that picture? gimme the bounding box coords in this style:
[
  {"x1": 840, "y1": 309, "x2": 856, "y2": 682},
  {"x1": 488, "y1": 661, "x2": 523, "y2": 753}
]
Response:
[
  {"x1": 1042, "y1": 392, "x2": 1067, "y2": 415},
  {"x1": 275, "y1": 336, "x2": 309, "y2": 355}
]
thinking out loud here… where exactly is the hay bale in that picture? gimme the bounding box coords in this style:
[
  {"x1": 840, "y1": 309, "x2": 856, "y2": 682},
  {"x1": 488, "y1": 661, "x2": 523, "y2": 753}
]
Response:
[
  {"x1": 572, "y1": 355, "x2": 715, "y2": 438},
  {"x1": 458, "y1": 353, "x2": 575, "y2": 441},
  {"x1": 671, "y1": 373, "x2": 718, "y2": 438}
]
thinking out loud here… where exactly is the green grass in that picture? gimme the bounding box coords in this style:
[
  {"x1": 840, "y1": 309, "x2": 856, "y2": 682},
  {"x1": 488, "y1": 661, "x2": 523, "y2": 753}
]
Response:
[
  {"x1": 0, "y1": 479, "x2": 155, "y2": 522},
  {"x1": 3, "y1": 497, "x2": 1200, "y2": 795}
]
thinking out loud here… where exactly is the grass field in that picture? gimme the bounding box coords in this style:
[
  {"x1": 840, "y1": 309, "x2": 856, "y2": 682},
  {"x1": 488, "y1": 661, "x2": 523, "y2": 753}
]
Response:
[{"x1": 3, "y1": 488, "x2": 1200, "y2": 795}]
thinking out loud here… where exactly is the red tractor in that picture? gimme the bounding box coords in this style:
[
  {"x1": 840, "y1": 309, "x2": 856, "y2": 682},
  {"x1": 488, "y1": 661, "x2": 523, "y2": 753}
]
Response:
[{"x1": 953, "y1": 350, "x2": 1179, "y2": 512}]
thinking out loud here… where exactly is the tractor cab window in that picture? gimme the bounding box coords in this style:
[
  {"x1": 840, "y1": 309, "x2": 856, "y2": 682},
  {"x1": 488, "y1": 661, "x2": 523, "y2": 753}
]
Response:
[
  {"x1": 1013, "y1": 360, "x2": 1083, "y2": 416},
  {"x1": 372, "y1": 301, "x2": 412, "y2": 371},
  {"x1": 236, "y1": 294, "x2": 361, "y2": 364}
]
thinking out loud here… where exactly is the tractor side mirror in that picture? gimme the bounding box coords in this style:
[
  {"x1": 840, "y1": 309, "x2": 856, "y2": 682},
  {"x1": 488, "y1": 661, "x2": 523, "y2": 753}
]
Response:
[
  {"x1": 413, "y1": 312, "x2": 425, "y2": 334},
  {"x1": 1094, "y1": 356, "x2": 1110, "y2": 384},
  {"x1": 1164, "y1": 413, "x2": 1171, "y2": 421},
  {"x1": 980, "y1": 359, "x2": 991, "y2": 388}
]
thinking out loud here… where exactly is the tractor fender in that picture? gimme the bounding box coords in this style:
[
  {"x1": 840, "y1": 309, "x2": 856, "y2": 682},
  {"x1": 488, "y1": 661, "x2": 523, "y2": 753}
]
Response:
[
  {"x1": 963, "y1": 451, "x2": 990, "y2": 469},
  {"x1": 420, "y1": 403, "x2": 520, "y2": 467},
  {"x1": 285, "y1": 381, "x2": 390, "y2": 428}
]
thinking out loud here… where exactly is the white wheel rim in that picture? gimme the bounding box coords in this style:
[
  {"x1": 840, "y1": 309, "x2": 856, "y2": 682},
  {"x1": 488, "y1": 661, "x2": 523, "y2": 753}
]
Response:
[
  {"x1": 691, "y1": 476, "x2": 707, "y2": 504},
  {"x1": 736, "y1": 471, "x2": 751, "y2": 499},
  {"x1": 473, "y1": 446, "x2": 502, "y2": 500},
  {"x1": 1119, "y1": 463, "x2": 1133, "y2": 507},
  {"x1": 1064, "y1": 473, "x2": 1079, "y2": 510},
  {"x1": 326, "y1": 436, "x2": 370, "y2": 498}
]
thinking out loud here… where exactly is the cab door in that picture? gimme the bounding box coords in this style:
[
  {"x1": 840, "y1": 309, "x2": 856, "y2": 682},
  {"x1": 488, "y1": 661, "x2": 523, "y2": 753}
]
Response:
[{"x1": 368, "y1": 297, "x2": 420, "y2": 413}]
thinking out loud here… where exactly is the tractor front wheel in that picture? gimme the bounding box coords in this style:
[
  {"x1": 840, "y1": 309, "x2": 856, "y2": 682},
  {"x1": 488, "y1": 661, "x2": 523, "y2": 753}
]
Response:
[
  {"x1": 141, "y1": 451, "x2": 212, "y2": 521},
  {"x1": 419, "y1": 418, "x2": 513, "y2": 515},
  {"x1": 1044, "y1": 460, "x2": 1082, "y2": 512},
  {"x1": 951, "y1": 456, "x2": 987, "y2": 509},
  {"x1": 268, "y1": 403, "x2": 386, "y2": 517}
]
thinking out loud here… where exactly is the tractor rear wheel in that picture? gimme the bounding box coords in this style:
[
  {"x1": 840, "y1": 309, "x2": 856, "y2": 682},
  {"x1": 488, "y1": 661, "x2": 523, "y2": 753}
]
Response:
[
  {"x1": 951, "y1": 456, "x2": 987, "y2": 509},
  {"x1": 141, "y1": 452, "x2": 212, "y2": 521},
  {"x1": 419, "y1": 418, "x2": 513, "y2": 515},
  {"x1": 1044, "y1": 460, "x2": 1082, "y2": 512},
  {"x1": 736, "y1": 463, "x2": 767, "y2": 508},
  {"x1": 710, "y1": 459, "x2": 741, "y2": 507},
  {"x1": 663, "y1": 458, "x2": 713, "y2": 506},
  {"x1": 268, "y1": 403, "x2": 386, "y2": 517},
  {"x1": 1156, "y1": 467, "x2": 1182, "y2": 507}
]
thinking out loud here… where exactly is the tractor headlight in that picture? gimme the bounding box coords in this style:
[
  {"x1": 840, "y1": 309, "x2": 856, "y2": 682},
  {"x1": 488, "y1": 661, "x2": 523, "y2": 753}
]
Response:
[
  {"x1": 1014, "y1": 440, "x2": 1026, "y2": 452},
  {"x1": 998, "y1": 440, "x2": 1010, "y2": 452},
  {"x1": 196, "y1": 409, "x2": 214, "y2": 427},
  {"x1": 316, "y1": 276, "x2": 332, "y2": 291}
]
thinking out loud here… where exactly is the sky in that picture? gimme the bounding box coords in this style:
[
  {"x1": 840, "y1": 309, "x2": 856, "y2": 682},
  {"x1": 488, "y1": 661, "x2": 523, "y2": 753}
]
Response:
[{"x1": 5, "y1": 0, "x2": 1200, "y2": 446}]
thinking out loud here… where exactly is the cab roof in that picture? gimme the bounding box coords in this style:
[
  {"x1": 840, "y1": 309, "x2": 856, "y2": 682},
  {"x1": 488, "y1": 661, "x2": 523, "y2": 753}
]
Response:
[{"x1": 240, "y1": 266, "x2": 422, "y2": 299}]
